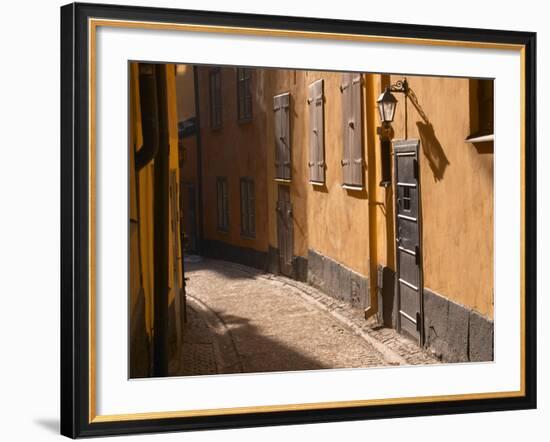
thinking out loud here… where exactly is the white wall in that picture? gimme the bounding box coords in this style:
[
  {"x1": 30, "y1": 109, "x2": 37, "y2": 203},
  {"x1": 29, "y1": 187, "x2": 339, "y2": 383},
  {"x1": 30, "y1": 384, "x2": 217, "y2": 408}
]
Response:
[{"x1": 0, "y1": 0, "x2": 546, "y2": 440}]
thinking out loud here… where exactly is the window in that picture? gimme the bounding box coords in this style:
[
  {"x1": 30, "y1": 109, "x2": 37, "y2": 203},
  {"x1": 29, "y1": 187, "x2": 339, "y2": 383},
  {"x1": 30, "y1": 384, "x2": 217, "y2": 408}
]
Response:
[
  {"x1": 307, "y1": 79, "x2": 325, "y2": 184},
  {"x1": 274, "y1": 92, "x2": 291, "y2": 180},
  {"x1": 340, "y1": 73, "x2": 364, "y2": 188},
  {"x1": 466, "y1": 79, "x2": 494, "y2": 143},
  {"x1": 477, "y1": 80, "x2": 494, "y2": 134},
  {"x1": 237, "y1": 68, "x2": 252, "y2": 121},
  {"x1": 216, "y1": 177, "x2": 229, "y2": 232},
  {"x1": 402, "y1": 187, "x2": 411, "y2": 211},
  {"x1": 209, "y1": 68, "x2": 222, "y2": 129},
  {"x1": 240, "y1": 178, "x2": 255, "y2": 237}
]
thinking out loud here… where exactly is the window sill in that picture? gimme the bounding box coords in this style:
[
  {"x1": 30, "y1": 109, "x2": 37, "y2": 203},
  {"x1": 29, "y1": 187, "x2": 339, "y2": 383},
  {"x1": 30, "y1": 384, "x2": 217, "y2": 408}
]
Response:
[
  {"x1": 465, "y1": 132, "x2": 494, "y2": 143},
  {"x1": 310, "y1": 181, "x2": 325, "y2": 187},
  {"x1": 275, "y1": 178, "x2": 291, "y2": 184},
  {"x1": 240, "y1": 233, "x2": 256, "y2": 240},
  {"x1": 237, "y1": 117, "x2": 253, "y2": 125},
  {"x1": 342, "y1": 184, "x2": 364, "y2": 191}
]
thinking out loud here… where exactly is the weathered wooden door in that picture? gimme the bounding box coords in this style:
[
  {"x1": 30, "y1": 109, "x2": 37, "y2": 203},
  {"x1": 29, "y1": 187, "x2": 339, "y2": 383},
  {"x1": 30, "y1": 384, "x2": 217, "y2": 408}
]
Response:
[
  {"x1": 393, "y1": 139, "x2": 424, "y2": 345},
  {"x1": 276, "y1": 185, "x2": 293, "y2": 277}
]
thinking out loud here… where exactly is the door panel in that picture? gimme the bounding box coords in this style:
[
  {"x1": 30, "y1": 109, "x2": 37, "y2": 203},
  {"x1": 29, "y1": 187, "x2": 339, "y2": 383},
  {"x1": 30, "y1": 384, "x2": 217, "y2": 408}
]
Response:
[
  {"x1": 396, "y1": 184, "x2": 419, "y2": 218},
  {"x1": 277, "y1": 185, "x2": 293, "y2": 277},
  {"x1": 398, "y1": 251, "x2": 419, "y2": 287},
  {"x1": 393, "y1": 139, "x2": 423, "y2": 345}
]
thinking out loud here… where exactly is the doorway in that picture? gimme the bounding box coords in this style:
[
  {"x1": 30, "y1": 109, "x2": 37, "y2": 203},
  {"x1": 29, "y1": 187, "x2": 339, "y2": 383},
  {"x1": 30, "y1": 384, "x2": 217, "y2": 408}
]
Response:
[
  {"x1": 276, "y1": 185, "x2": 293, "y2": 277},
  {"x1": 393, "y1": 139, "x2": 424, "y2": 345}
]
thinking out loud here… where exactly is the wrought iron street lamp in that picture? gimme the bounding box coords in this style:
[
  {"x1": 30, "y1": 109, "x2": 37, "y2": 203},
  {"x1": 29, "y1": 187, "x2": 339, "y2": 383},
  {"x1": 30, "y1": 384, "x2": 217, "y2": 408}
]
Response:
[
  {"x1": 377, "y1": 78, "x2": 409, "y2": 126},
  {"x1": 377, "y1": 87, "x2": 398, "y2": 124},
  {"x1": 376, "y1": 78, "x2": 409, "y2": 187}
]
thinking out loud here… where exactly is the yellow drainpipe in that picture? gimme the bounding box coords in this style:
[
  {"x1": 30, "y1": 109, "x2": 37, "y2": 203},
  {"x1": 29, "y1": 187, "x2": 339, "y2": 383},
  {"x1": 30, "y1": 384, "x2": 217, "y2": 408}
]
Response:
[{"x1": 364, "y1": 73, "x2": 379, "y2": 320}]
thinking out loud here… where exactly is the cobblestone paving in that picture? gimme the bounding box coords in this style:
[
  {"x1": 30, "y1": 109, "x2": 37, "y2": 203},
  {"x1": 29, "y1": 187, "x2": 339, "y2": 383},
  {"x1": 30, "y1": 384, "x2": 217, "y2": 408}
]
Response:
[
  {"x1": 171, "y1": 258, "x2": 438, "y2": 376},
  {"x1": 178, "y1": 307, "x2": 218, "y2": 375}
]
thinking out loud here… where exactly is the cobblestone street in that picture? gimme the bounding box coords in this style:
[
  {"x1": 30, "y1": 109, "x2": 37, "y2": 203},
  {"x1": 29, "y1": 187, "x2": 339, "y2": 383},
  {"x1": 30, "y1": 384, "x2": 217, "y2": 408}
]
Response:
[{"x1": 170, "y1": 258, "x2": 439, "y2": 376}]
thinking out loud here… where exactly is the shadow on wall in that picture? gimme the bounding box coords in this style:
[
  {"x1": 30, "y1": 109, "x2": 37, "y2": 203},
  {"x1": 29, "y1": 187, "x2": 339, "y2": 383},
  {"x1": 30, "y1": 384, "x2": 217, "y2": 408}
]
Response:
[
  {"x1": 416, "y1": 121, "x2": 450, "y2": 182},
  {"x1": 407, "y1": 87, "x2": 450, "y2": 182},
  {"x1": 472, "y1": 141, "x2": 493, "y2": 155}
]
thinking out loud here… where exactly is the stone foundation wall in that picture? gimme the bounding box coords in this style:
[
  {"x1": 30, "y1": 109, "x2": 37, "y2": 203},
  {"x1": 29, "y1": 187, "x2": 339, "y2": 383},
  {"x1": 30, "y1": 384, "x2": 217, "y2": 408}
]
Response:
[
  {"x1": 307, "y1": 249, "x2": 369, "y2": 311},
  {"x1": 202, "y1": 239, "x2": 269, "y2": 271},
  {"x1": 423, "y1": 288, "x2": 494, "y2": 362},
  {"x1": 376, "y1": 265, "x2": 493, "y2": 362}
]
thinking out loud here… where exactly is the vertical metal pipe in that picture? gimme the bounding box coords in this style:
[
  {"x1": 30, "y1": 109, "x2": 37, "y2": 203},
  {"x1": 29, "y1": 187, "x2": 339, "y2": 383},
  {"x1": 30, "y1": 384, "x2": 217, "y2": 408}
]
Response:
[
  {"x1": 364, "y1": 73, "x2": 379, "y2": 320},
  {"x1": 404, "y1": 94, "x2": 408, "y2": 140},
  {"x1": 152, "y1": 64, "x2": 170, "y2": 377}
]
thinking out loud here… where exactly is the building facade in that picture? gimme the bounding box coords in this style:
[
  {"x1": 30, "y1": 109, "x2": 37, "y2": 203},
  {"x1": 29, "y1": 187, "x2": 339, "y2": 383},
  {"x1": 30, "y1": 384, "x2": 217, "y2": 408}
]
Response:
[
  {"x1": 166, "y1": 64, "x2": 494, "y2": 364},
  {"x1": 129, "y1": 63, "x2": 185, "y2": 377}
]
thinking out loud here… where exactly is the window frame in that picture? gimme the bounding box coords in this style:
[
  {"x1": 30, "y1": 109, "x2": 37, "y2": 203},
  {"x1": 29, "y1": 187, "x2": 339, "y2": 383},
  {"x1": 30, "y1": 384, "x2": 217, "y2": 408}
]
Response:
[
  {"x1": 274, "y1": 92, "x2": 292, "y2": 181},
  {"x1": 209, "y1": 68, "x2": 222, "y2": 129},
  {"x1": 236, "y1": 68, "x2": 253, "y2": 122},
  {"x1": 240, "y1": 177, "x2": 256, "y2": 238},
  {"x1": 216, "y1": 176, "x2": 229, "y2": 232},
  {"x1": 308, "y1": 79, "x2": 325, "y2": 184},
  {"x1": 340, "y1": 72, "x2": 364, "y2": 189}
]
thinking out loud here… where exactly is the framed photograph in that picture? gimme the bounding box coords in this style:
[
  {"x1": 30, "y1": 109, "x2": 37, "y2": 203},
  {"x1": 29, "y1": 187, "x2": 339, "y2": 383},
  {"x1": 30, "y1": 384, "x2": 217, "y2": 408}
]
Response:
[{"x1": 60, "y1": 2, "x2": 537, "y2": 438}]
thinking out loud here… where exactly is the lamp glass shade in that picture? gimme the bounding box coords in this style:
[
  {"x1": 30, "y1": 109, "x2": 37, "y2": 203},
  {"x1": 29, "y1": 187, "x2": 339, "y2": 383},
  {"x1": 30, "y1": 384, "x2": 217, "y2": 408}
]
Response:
[{"x1": 377, "y1": 88, "x2": 398, "y2": 123}]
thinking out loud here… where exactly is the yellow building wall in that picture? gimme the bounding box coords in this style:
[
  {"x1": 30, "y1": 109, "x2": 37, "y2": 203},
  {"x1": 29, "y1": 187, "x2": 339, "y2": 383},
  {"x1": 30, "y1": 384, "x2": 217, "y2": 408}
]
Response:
[
  {"x1": 197, "y1": 66, "x2": 270, "y2": 253},
  {"x1": 175, "y1": 65, "x2": 200, "y2": 251},
  {"x1": 389, "y1": 74, "x2": 494, "y2": 319},
  {"x1": 166, "y1": 65, "x2": 182, "y2": 314},
  {"x1": 298, "y1": 70, "x2": 371, "y2": 276},
  {"x1": 176, "y1": 64, "x2": 198, "y2": 187},
  {"x1": 175, "y1": 64, "x2": 196, "y2": 122},
  {"x1": 175, "y1": 65, "x2": 199, "y2": 185},
  {"x1": 193, "y1": 65, "x2": 493, "y2": 320},
  {"x1": 129, "y1": 63, "x2": 184, "y2": 375},
  {"x1": 264, "y1": 69, "x2": 310, "y2": 259},
  {"x1": 250, "y1": 68, "x2": 371, "y2": 277},
  {"x1": 370, "y1": 75, "x2": 396, "y2": 274},
  {"x1": 129, "y1": 63, "x2": 154, "y2": 338}
]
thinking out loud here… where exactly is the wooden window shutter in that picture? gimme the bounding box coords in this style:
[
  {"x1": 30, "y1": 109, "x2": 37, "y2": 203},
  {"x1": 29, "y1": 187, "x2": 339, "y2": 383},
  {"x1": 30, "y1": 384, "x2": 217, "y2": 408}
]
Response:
[
  {"x1": 240, "y1": 178, "x2": 247, "y2": 234},
  {"x1": 245, "y1": 70, "x2": 252, "y2": 118},
  {"x1": 209, "y1": 69, "x2": 222, "y2": 129},
  {"x1": 239, "y1": 178, "x2": 255, "y2": 237},
  {"x1": 274, "y1": 93, "x2": 291, "y2": 180},
  {"x1": 314, "y1": 79, "x2": 325, "y2": 182},
  {"x1": 248, "y1": 180, "x2": 255, "y2": 236},
  {"x1": 224, "y1": 179, "x2": 229, "y2": 229},
  {"x1": 237, "y1": 68, "x2": 252, "y2": 121},
  {"x1": 340, "y1": 73, "x2": 352, "y2": 185},
  {"x1": 350, "y1": 73, "x2": 364, "y2": 187},
  {"x1": 217, "y1": 177, "x2": 229, "y2": 231},
  {"x1": 307, "y1": 83, "x2": 316, "y2": 182},
  {"x1": 217, "y1": 179, "x2": 222, "y2": 229},
  {"x1": 273, "y1": 94, "x2": 282, "y2": 179},
  {"x1": 308, "y1": 79, "x2": 325, "y2": 183}
]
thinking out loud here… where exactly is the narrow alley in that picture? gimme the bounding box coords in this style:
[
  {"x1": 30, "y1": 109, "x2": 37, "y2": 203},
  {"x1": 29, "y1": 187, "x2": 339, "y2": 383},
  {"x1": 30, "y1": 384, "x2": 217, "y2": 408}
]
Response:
[{"x1": 169, "y1": 258, "x2": 438, "y2": 376}]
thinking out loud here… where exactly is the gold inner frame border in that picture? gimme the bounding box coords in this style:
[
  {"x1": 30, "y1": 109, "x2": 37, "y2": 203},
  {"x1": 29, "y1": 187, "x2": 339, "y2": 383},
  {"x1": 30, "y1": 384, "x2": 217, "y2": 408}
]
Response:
[{"x1": 87, "y1": 17, "x2": 527, "y2": 423}]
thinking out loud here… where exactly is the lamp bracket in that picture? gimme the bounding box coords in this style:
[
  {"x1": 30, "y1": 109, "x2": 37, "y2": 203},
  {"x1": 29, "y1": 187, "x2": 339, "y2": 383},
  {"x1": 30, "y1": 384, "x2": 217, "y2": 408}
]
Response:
[
  {"x1": 377, "y1": 122, "x2": 394, "y2": 141},
  {"x1": 389, "y1": 78, "x2": 409, "y2": 95}
]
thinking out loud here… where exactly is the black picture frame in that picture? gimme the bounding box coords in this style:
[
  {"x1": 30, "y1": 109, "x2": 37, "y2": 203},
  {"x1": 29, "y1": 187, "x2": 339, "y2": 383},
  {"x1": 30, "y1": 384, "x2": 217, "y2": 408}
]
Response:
[{"x1": 60, "y1": 2, "x2": 537, "y2": 438}]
